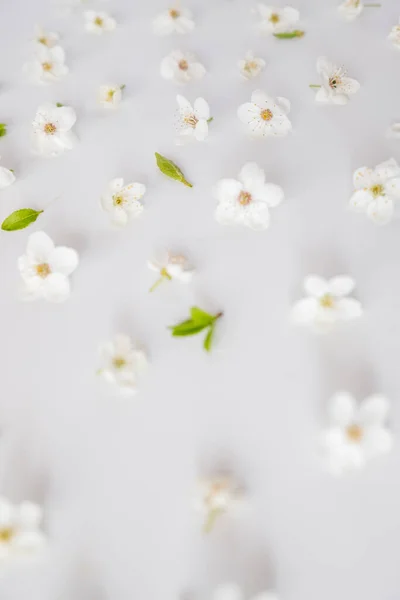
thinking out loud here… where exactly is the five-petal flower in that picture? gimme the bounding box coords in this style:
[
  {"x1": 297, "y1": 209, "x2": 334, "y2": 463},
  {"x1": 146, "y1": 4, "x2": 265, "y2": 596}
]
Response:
[
  {"x1": 175, "y1": 95, "x2": 210, "y2": 143},
  {"x1": 25, "y1": 45, "x2": 68, "y2": 84},
  {"x1": 148, "y1": 252, "x2": 194, "y2": 291},
  {"x1": 32, "y1": 103, "x2": 77, "y2": 157},
  {"x1": 193, "y1": 476, "x2": 242, "y2": 533},
  {"x1": 160, "y1": 50, "x2": 206, "y2": 84},
  {"x1": 237, "y1": 90, "x2": 292, "y2": 137},
  {"x1": 101, "y1": 178, "x2": 146, "y2": 226},
  {"x1": 153, "y1": 6, "x2": 195, "y2": 35},
  {"x1": 97, "y1": 334, "x2": 148, "y2": 397},
  {"x1": 256, "y1": 4, "x2": 300, "y2": 34},
  {"x1": 338, "y1": 0, "x2": 364, "y2": 20},
  {"x1": 84, "y1": 11, "x2": 116, "y2": 34},
  {"x1": 34, "y1": 27, "x2": 59, "y2": 48},
  {"x1": 0, "y1": 497, "x2": 47, "y2": 567},
  {"x1": 238, "y1": 51, "x2": 266, "y2": 80},
  {"x1": 313, "y1": 57, "x2": 360, "y2": 104},
  {"x1": 98, "y1": 84, "x2": 123, "y2": 108}
]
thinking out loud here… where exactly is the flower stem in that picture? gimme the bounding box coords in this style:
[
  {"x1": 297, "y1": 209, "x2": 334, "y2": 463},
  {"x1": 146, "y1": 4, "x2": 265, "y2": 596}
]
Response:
[
  {"x1": 149, "y1": 276, "x2": 166, "y2": 293},
  {"x1": 207, "y1": 117, "x2": 213, "y2": 123},
  {"x1": 214, "y1": 312, "x2": 223, "y2": 320},
  {"x1": 309, "y1": 84, "x2": 321, "y2": 88},
  {"x1": 203, "y1": 508, "x2": 223, "y2": 534}
]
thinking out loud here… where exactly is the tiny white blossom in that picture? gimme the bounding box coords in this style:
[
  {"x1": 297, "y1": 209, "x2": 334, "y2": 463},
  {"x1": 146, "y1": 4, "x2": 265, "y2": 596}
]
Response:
[
  {"x1": 84, "y1": 11, "x2": 116, "y2": 34},
  {"x1": 32, "y1": 103, "x2": 77, "y2": 157},
  {"x1": 34, "y1": 27, "x2": 59, "y2": 48},
  {"x1": 0, "y1": 158, "x2": 15, "y2": 189},
  {"x1": 0, "y1": 498, "x2": 47, "y2": 568},
  {"x1": 213, "y1": 584, "x2": 279, "y2": 600},
  {"x1": 313, "y1": 57, "x2": 360, "y2": 105},
  {"x1": 18, "y1": 231, "x2": 79, "y2": 303},
  {"x1": 320, "y1": 392, "x2": 393, "y2": 475},
  {"x1": 193, "y1": 476, "x2": 243, "y2": 533},
  {"x1": 214, "y1": 162, "x2": 284, "y2": 231},
  {"x1": 338, "y1": 0, "x2": 363, "y2": 20},
  {"x1": 388, "y1": 20, "x2": 400, "y2": 50},
  {"x1": 153, "y1": 6, "x2": 194, "y2": 35},
  {"x1": 291, "y1": 275, "x2": 362, "y2": 333},
  {"x1": 349, "y1": 158, "x2": 400, "y2": 225},
  {"x1": 25, "y1": 45, "x2": 68, "y2": 84},
  {"x1": 237, "y1": 90, "x2": 292, "y2": 137},
  {"x1": 256, "y1": 4, "x2": 300, "y2": 34},
  {"x1": 98, "y1": 84, "x2": 123, "y2": 108},
  {"x1": 148, "y1": 252, "x2": 194, "y2": 291},
  {"x1": 238, "y1": 51, "x2": 266, "y2": 80},
  {"x1": 160, "y1": 50, "x2": 206, "y2": 84},
  {"x1": 97, "y1": 334, "x2": 148, "y2": 397},
  {"x1": 101, "y1": 178, "x2": 146, "y2": 227},
  {"x1": 175, "y1": 95, "x2": 210, "y2": 144}
]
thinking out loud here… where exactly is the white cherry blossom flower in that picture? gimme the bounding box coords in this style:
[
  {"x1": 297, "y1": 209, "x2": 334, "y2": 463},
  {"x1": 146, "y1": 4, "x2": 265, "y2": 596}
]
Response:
[
  {"x1": 238, "y1": 51, "x2": 266, "y2": 80},
  {"x1": 101, "y1": 178, "x2": 146, "y2": 227},
  {"x1": 338, "y1": 0, "x2": 363, "y2": 20},
  {"x1": 388, "y1": 20, "x2": 400, "y2": 50},
  {"x1": 25, "y1": 45, "x2": 68, "y2": 84},
  {"x1": 175, "y1": 95, "x2": 210, "y2": 143},
  {"x1": 98, "y1": 84, "x2": 123, "y2": 108},
  {"x1": 213, "y1": 584, "x2": 279, "y2": 600},
  {"x1": 193, "y1": 476, "x2": 243, "y2": 533},
  {"x1": 148, "y1": 252, "x2": 194, "y2": 291},
  {"x1": 84, "y1": 11, "x2": 116, "y2": 34},
  {"x1": 34, "y1": 27, "x2": 59, "y2": 48},
  {"x1": 291, "y1": 275, "x2": 362, "y2": 333},
  {"x1": 256, "y1": 4, "x2": 300, "y2": 34},
  {"x1": 214, "y1": 162, "x2": 284, "y2": 231},
  {"x1": 349, "y1": 158, "x2": 400, "y2": 225},
  {"x1": 32, "y1": 103, "x2": 77, "y2": 157},
  {"x1": 18, "y1": 231, "x2": 79, "y2": 303},
  {"x1": 97, "y1": 334, "x2": 148, "y2": 397},
  {"x1": 0, "y1": 158, "x2": 15, "y2": 189},
  {"x1": 320, "y1": 392, "x2": 393, "y2": 475},
  {"x1": 312, "y1": 57, "x2": 360, "y2": 105},
  {"x1": 0, "y1": 498, "x2": 47, "y2": 567},
  {"x1": 237, "y1": 90, "x2": 291, "y2": 137},
  {"x1": 160, "y1": 50, "x2": 206, "y2": 84},
  {"x1": 153, "y1": 6, "x2": 194, "y2": 35}
]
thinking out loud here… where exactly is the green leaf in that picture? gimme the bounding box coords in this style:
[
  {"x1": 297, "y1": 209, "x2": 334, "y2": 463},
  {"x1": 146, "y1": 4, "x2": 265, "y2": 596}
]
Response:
[
  {"x1": 207, "y1": 117, "x2": 213, "y2": 123},
  {"x1": 190, "y1": 306, "x2": 214, "y2": 326},
  {"x1": 0, "y1": 123, "x2": 7, "y2": 137},
  {"x1": 56, "y1": 102, "x2": 64, "y2": 107},
  {"x1": 120, "y1": 84, "x2": 126, "y2": 90},
  {"x1": 203, "y1": 326, "x2": 215, "y2": 352},
  {"x1": 170, "y1": 319, "x2": 209, "y2": 337},
  {"x1": 155, "y1": 152, "x2": 193, "y2": 188},
  {"x1": 273, "y1": 30, "x2": 305, "y2": 39},
  {"x1": 1, "y1": 208, "x2": 43, "y2": 231}
]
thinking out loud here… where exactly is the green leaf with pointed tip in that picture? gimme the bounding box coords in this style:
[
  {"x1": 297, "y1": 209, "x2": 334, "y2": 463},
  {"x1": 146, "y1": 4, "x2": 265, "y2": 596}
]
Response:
[
  {"x1": 190, "y1": 306, "x2": 214, "y2": 326},
  {"x1": 207, "y1": 117, "x2": 213, "y2": 123},
  {"x1": 1, "y1": 208, "x2": 43, "y2": 231},
  {"x1": 203, "y1": 325, "x2": 215, "y2": 352},
  {"x1": 170, "y1": 319, "x2": 209, "y2": 336},
  {"x1": 0, "y1": 123, "x2": 7, "y2": 137},
  {"x1": 56, "y1": 102, "x2": 63, "y2": 107},
  {"x1": 273, "y1": 30, "x2": 305, "y2": 39},
  {"x1": 155, "y1": 152, "x2": 193, "y2": 187}
]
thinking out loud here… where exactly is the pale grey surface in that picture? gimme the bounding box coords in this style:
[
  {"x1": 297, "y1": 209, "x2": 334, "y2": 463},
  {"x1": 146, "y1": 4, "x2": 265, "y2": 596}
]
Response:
[{"x1": 0, "y1": 0, "x2": 400, "y2": 599}]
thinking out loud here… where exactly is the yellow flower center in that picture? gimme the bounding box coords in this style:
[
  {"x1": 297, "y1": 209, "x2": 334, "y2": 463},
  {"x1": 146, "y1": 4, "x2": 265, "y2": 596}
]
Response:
[
  {"x1": 36, "y1": 263, "x2": 51, "y2": 278},
  {"x1": 169, "y1": 8, "x2": 180, "y2": 18},
  {"x1": 107, "y1": 89, "x2": 116, "y2": 101},
  {"x1": 238, "y1": 191, "x2": 252, "y2": 206},
  {"x1": 183, "y1": 114, "x2": 198, "y2": 128},
  {"x1": 370, "y1": 184, "x2": 384, "y2": 198},
  {"x1": 260, "y1": 109, "x2": 273, "y2": 121},
  {"x1": 346, "y1": 424, "x2": 363, "y2": 442},
  {"x1": 329, "y1": 76, "x2": 342, "y2": 89},
  {"x1": 38, "y1": 36, "x2": 49, "y2": 46},
  {"x1": 44, "y1": 123, "x2": 57, "y2": 135},
  {"x1": 178, "y1": 59, "x2": 189, "y2": 71},
  {"x1": 42, "y1": 62, "x2": 53, "y2": 72},
  {"x1": 113, "y1": 356, "x2": 126, "y2": 369},
  {"x1": 94, "y1": 16, "x2": 104, "y2": 27},
  {"x1": 319, "y1": 294, "x2": 334, "y2": 308},
  {"x1": 244, "y1": 60, "x2": 258, "y2": 73},
  {"x1": 113, "y1": 194, "x2": 125, "y2": 206},
  {"x1": 269, "y1": 13, "x2": 280, "y2": 23},
  {"x1": 0, "y1": 528, "x2": 14, "y2": 543}
]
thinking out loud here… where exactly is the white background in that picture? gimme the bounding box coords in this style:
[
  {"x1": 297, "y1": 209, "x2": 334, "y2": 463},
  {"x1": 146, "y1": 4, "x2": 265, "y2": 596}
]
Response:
[{"x1": 0, "y1": 0, "x2": 400, "y2": 599}]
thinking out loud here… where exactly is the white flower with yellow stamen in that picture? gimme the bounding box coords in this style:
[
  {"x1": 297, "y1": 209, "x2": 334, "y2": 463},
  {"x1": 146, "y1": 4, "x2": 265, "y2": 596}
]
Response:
[
  {"x1": 147, "y1": 252, "x2": 194, "y2": 292},
  {"x1": 98, "y1": 84, "x2": 123, "y2": 108},
  {"x1": 34, "y1": 27, "x2": 59, "y2": 48},
  {"x1": 213, "y1": 584, "x2": 279, "y2": 600},
  {"x1": 0, "y1": 157, "x2": 15, "y2": 189},
  {"x1": 238, "y1": 51, "x2": 266, "y2": 80},
  {"x1": 84, "y1": 11, "x2": 116, "y2": 34},
  {"x1": 256, "y1": 4, "x2": 300, "y2": 34},
  {"x1": 312, "y1": 57, "x2": 360, "y2": 105},
  {"x1": 101, "y1": 178, "x2": 146, "y2": 227},
  {"x1": 18, "y1": 231, "x2": 79, "y2": 303},
  {"x1": 153, "y1": 6, "x2": 194, "y2": 35},
  {"x1": 338, "y1": 0, "x2": 363, "y2": 20},
  {"x1": 25, "y1": 45, "x2": 68, "y2": 84},
  {"x1": 349, "y1": 158, "x2": 400, "y2": 225},
  {"x1": 97, "y1": 334, "x2": 148, "y2": 397},
  {"x1": 388, "y1": 19, "x2": 400, "y2": 50},
  {"x1": 0, "y1": 498, "x2": 47, "y2": 567},
  {"x1": 32, "y1": 103, "x2": 77, "y2": 157},
  {"x1": 175, "y1": 95, "x2": 210, "y2": 144},
  {"x1": 160, "y1": 50, "x2": 206, "y2": 84},
  {"x1": 193, "y1": 476, "x2": 242, "y2": 533},
  {"x1": 291, "y1": 275, "x2": 362, "y2": 333},
  {"x1": 320, "y1": 392, "x2": 393, "y2": 475},
  {"x1": 237, "y1": 90, "x2": 291, "y2": 137}
]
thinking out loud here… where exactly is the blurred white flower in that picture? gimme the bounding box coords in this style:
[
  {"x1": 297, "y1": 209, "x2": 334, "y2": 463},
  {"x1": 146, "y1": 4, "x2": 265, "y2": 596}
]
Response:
[
  {"x1": 349, "y1": 158, "x2": 400, "y2": 225},
  {"x1": 0, "y1": 498, "x2": 47, "y2": 567},
  {"x1": 97, "y1": 334, "x2": 148, "y2": 397},
  {"x1": 34, "y1": 27, "x2": 59, "y2": 47},
  {"x1": 175, "y1": 95, "x2": 210, "y2": 143},
  {"x1": 160, "y1": 50, "x2": 206, "y2": 84},
  {"x1": 256, "y1": 4, "x2": 300, "y2": 34},
  {"x1": 320, "y1": 392, "x2": 393, "y2": 475},
  {"x1": 312, "y1": 57, "x2": 360, "y2": 104},
  {"x1": 32, "y1": 103, "x2": 77, "y2": 157},
  {"x1": 153, "y1": 6, "x2": 194, "y2": 35},
  {"x1": 237, "y1": 90, "x2": 292, "y2": 137},
  {"x1": 386, "y1": 123, "x2": 400, "y2": 138},
  {"x1": 148, "y1": 252, "x2": 194, "y2": 291},
  {"x1": 18, "y1": 231, "x2": 79, "y2": 302},
  {"x1": 238, "y1": 51, "x2": 266, "y2": 80},
  {"x1": 194, "y1": 476, "x2": 242, "y2": 533},
  {"x1": 338, "y1": 0, "x2": 363, "y2": 20},
  {"x1": 0, "y1": 159, "x2": 15, "y2": 189},
  {"x1": 101, "y1": 178, "x2": 146, "y2": 226},
  {"x1": 98, "y1": 83, "x2": 123, "y2": 108},
  {"x1": 214, "y1": 162, "x2": 284, "y2": 231},
  {"x1": 84, "y1": 11, "x2": 116, "y2": 34},
  {"x1": 25, "y1": 45, "x2": 68, "y2": 84},
  {"x1": 291, "y1": 275, "x2": 362, "y2": 333},
  {"x1": 213, "y1": 584, "x2": 279, "y2": 600},
  {"x1": 388, "y1": 20, "x2": 400, "y2": 49}
]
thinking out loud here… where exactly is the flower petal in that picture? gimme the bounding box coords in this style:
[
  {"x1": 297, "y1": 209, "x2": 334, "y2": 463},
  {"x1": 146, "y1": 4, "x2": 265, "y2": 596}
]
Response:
[
  {"x1": 194, "y1": 119, "x2": 208, "y2": 141},
  {"x1": 291, "y1": 297, "x2": 318, "y2": 324},
  {"x1": 213, "y1": 583, "x2": 243, "y2": 600},
  {"x1": 49, "y1": 246, "x2": 79, "y2": 276},
  {"x1": 194, "y1": 97, "x2": 210, "y2": 119},
  {"x1": 328, "y1": 392, "x2": 357, "y2": 427},
  {"x1": 0, "y1": 166, "x2": 16, "y2": 189},
  {"x1": 239, "y1": 162, "x2": 265, "y2": 189},
  {"x1": 303, "y1": 275, "x2": 328, "y2": 297},
  {"x1": 349, "y1": 189, "x2": 372, "y2": 212},
  {"x1": 43, "y1": 273, "x2": 71, "y2": 302},
  {"x1": 362, "y1": 427, "x2": 393, "y2": 459},
  {"x1": 327, "y1": 276, "x2": 355, "y2": 297},
  {"x1": 176, "y1": 94, "x2": 192, "y2": 112},
  {"x1": 17, "y1": 502, "x2": 43, "y2": 530},
  {"x1": 359, "y1": 395, "x2": 390, "y2": 426},
  {"x1": 353, "y1": 166, "x2": 374, "y2": 189},
  {"x1": 366, "y1": 196, "x2": 394, "y2": 225},
  {"x1": 336, "y1": 297, "x2": 363, "y2": 320},
  {"x1": 27, "y1": 231, "x2": 54, "y2": 262}
]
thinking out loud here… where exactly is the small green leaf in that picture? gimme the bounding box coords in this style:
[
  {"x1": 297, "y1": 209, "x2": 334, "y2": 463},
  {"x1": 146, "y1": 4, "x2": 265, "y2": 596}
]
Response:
[
  {"x1": 0, "y1": 123, "x2": 7, "y2": 137},
  {"x1": 190, "y1": 306, "x2": 214, "y2": 325},
  {"x1": 273, "y1": 30, "x2": 305, "y2": 39},
  {"x1": 207, "y1": 117, "x2": 213, "y2": 123},
  {"x1": 203, "y1": 326, "x2": 215, "y2": 352},
  {"x1": 120, "y1": 84, "x2": 126, "y2": 90},
  {"x1": 155, "y1": 152, "x2": 193, "y2": 187},
  {"x1": 169, "y1": 308, "x2": 223, "y2": 351},
  {"x1": 170, "y1": 320, "x2": 209, "y2": 336},
  {"x1": 56, "y1": 102, "x2": 63, "y2": 107},
  {"x1": 1, "y1": 208, "x2": 43, "y2": 231}
]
